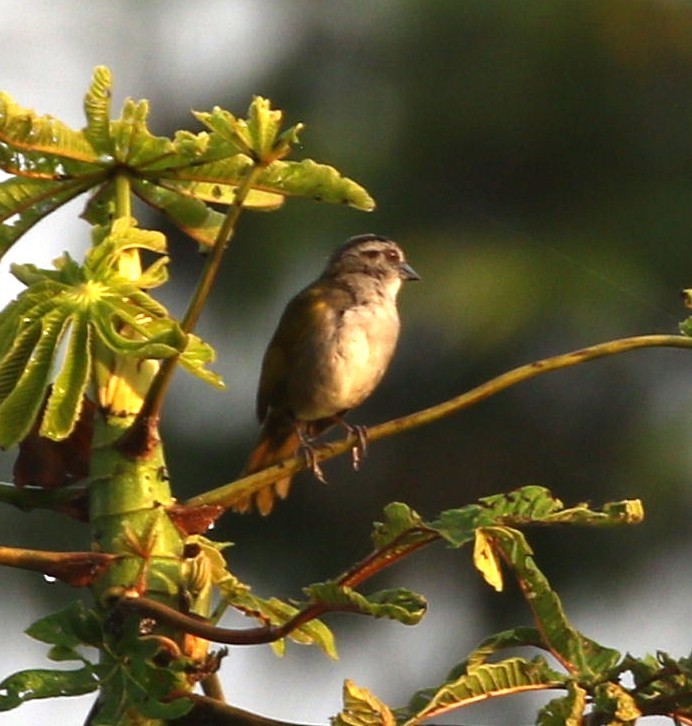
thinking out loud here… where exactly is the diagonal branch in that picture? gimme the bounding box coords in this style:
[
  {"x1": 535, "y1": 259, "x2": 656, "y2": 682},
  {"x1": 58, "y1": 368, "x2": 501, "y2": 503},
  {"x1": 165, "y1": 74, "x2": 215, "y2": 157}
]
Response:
[{"x1": 186, "y1": 334, "x2": 692, "y2": 510}]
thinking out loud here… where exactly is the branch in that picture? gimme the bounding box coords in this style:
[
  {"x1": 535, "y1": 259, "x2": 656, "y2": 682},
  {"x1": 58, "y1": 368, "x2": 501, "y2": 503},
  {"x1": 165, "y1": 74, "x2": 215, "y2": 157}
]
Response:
[
  {"x1": 0, "y1": 545, "x2": 116, "y2": 586},
  {"x1": 119, "y1": 163, "x2": 267, "y2": 458},
  {"x1": 114, "y1": 524, "x2": 441, "y2": 647},
  {"x1": 186, "y1": 334, "x2": 692, "y2": 510}
]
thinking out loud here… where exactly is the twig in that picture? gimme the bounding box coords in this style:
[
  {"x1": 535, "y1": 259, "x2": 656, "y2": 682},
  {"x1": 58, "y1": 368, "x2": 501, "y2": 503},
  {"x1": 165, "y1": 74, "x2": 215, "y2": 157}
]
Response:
[{"x1": 186, "y1": 334, "x2": 692, "y2": 510}]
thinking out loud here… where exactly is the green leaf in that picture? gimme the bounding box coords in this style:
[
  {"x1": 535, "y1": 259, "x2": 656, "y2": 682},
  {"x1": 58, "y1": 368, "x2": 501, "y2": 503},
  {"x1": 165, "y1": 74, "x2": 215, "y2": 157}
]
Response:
[
  {"x1": 304, "y1": 582, "x2": 427, "y2": 626},
  {"x1": 428, "y1": 485, "x2": 643, "y2": 548},
  {"x1": 0, "y1": 307, "x2": 70, "y2": 448},
  {"x1": 0, "y1": 90, "x2": 100, "y2": 164},
  {"x1": 131, "y1": 177, "x2": 225, "y2": 247},
  {"x1": 593, "y1": 682, "x2": 642, "y2": 723},
  {"x1": 483, "y1": 526, "x2": 622, "y2": 677},
  {"x1": 537, "y1": 682, "x2": 588, "y2": 726},
  {"x1": 179, "y1": 334, "x2": 225, "y2": 389},
  {"x1": 214, "y1": 567, "x2": 337, "y2": 659},
  {"x1": 462, "y1": 626, "x2": 546, "y2": 671},
  {"x1": 83, "y1": 66, "x2": 113, "y2": 155},
  {"x1": 25, "y1": 600, "x2": 102, "y2": 653},
  {"x1": 40, "y1": 315, "x2": 91, "y2": 440},
  {"x1": 371, "y1": 501, "x2": 427, "y2": 549},
  {"x1": 402, "y1": 657, "x2": 563, "y2": 725},
  {"x1": 333, "y1": 680, "x2": 397, "y2": 726},
  {"x1": 0, "y1": 176, "x2": 92, "y2": 260},
  {"x1": 0, "y1": 667, "x2": 97, "y2": 711},
  {"x1": 259, "y1": 158, "x2": 375, "y2": 211}
]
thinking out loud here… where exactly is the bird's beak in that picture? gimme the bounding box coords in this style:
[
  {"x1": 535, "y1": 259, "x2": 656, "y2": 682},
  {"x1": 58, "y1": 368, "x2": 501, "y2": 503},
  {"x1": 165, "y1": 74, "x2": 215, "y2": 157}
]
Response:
[{"x1": 400, "y1": 262, "x2": 421, "y2": 281}]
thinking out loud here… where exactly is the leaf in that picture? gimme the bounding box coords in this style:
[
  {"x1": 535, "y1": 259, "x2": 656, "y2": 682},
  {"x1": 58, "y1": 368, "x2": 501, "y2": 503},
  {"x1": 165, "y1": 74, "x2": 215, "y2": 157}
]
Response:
[
  {"x1": 213, "y1": 566, "x2": 337, "y2": 659},
  {"x1": 26, "y1": 600, "x2": 102, "y2": 654},
  {"x1": 402, "y1": 657, "x2": 564, "y2": 725},
  {"x1": 259, "y1": 159, "x2": 375, "y2": 211},
  {"x1": 461, "y1": 627, "x2": 546, "y2": 671},
  {"x1": 0, "y1": 667, "x2": 97, "y2": 711},
  {"x1": 429, "y1": 485, "x2": 644, "y2": 548},
  {"x1": 179, "y1": 334, "x2": 225, "y2": 389},
  {"x1": 371, "y1": 501, "x2": 427, "y2": 549},
  {"x1": 0, "y1": 176, "x2": 92, "y2": 260},
  {"x1": 83, "y1": 66, "x2": 113, "y2": 155},
  {"x1": 473, "y1": 528, "x2": 503, "y2": 592},
  {"x1": 537, "y1": 682, "x2": 588, "y2": 726},
  {"x1": 304, "y1": 582, "x2": 427, "y2": 626},
  {"x1": 484, "y1": 526, "x2": 622, "y2": 677},
  {"x1": 333, "y1": 680, "x2": 396, "y2": 726},
  {"x1": 0, "y1": 90, "x2": 99, "y2": 163},
  {"x1": 131, "y1": 178, "x2": 225, "y2": 247},
  {"x1": 40, "y1": 316, "x2": 91, "y2": 440},
  {"x1": 0, "y1": 307, "x2": 71, "y2": 448},
  {"x1": 593, "y1": 682, "x2": 642, "y2": 723}
]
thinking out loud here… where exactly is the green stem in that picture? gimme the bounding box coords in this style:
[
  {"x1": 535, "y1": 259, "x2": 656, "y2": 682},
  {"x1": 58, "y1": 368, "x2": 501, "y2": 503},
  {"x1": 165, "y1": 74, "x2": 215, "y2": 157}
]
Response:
[
  {"x1": 119, "y1": 163, "x2": 266, "y2": 457},
  {"x1": 114, "y1": 172, "x2": 132, "y2": 219},
  {"x1": 186, "y1": 333, "x2": 692, "y2": 510}
]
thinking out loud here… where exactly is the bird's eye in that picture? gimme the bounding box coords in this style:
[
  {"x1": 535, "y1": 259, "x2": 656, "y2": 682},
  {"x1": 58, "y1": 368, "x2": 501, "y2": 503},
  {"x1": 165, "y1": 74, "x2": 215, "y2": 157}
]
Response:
[{"x1": 385, "y1": 249, "x2": 400, "y2": 263}]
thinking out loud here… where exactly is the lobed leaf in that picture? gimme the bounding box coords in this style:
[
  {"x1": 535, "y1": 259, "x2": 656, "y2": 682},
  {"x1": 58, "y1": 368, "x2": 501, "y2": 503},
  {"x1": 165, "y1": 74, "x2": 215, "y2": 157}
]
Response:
[
  {"x1": 258, "y1": 158, "x2": 375, "y2": 211},
  {"x1": 0, "y1": 91, "x2": 99, "y2": 164},
  {"x1": 26, "y1": 600, "x2": 102, "y2": 653},
  {"x1": 131, "y1": 178, "x2": 225, "y2": 247},
  {"x1": 40, "y1": 316, "x2": 91, "y2": 440},
  {"x1": 304, "y1": 582, "x2": 427, "y2": 626},
  {"x1": 83, "y1": 66, "x2": 113, "y2": 155},
  {"x1": 537, "y1": 682, "x2": 588, "y2": 726},
  {"x1": 0, "y1": 308, "x2": 71, "y2": 448},
  {"x1": 333, "y1": 680, "x2": 397, "y2": 726},
  {"x1": 0, "y1": 176, "x2": 93, "y2": 260},
  {"x1": 402, "y1": 657, "x2": 564, "y2": 724},
  {"x1": 485, "y1": 526, "x2": 622, "y2": 677},
  {"x1": 179, "y1": 334, "x2": 225, "y2": 389},
  {"x1": 0, "y1": 667, "x2": 97, "y2": 711}
]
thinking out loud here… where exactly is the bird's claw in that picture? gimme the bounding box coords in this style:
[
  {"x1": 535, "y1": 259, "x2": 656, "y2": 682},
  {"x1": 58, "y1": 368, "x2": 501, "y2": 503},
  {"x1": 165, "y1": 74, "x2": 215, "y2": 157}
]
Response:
[
  {"x1": 346, "y1": 424, "x2": 368, "y2": 471},
  {"x1": 297, "y1": 428, "x2": 328, "y2": 484}
]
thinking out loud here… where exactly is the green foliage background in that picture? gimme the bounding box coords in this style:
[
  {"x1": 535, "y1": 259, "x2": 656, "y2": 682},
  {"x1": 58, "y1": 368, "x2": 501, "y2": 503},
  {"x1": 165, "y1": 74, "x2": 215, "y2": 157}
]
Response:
[{"x1": 1, "y1": 1, "x2": 692, "y2": 724}]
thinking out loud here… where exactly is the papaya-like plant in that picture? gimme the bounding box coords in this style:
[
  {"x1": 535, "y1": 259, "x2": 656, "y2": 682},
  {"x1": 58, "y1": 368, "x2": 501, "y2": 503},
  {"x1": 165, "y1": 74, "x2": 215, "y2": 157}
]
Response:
[{"x1": 1, "y1": 66, "x2": 692, "y2": 725}]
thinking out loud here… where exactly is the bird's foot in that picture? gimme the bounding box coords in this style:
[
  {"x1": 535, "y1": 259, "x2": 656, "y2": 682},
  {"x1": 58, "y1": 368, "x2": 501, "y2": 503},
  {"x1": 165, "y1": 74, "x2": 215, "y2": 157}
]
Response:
[
  {"x1": 297, "y1": 429, "x2": 327, "y2": 484},
  {"x1": 344, "y1": 423, "x2": 368, "y2": 471}
]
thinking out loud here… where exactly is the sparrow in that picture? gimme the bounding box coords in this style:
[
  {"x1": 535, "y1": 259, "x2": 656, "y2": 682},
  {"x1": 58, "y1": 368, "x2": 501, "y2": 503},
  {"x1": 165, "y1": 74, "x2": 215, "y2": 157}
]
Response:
[{"x1": 237, "y1": 233, "x2": 419, "y2": 514}]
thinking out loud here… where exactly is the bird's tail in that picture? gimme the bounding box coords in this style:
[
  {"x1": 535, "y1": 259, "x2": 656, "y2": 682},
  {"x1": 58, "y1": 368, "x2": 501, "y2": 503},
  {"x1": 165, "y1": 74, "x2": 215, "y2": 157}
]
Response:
[{"x1": 234, "y1": 418, "x2": 301, "y2": 515}]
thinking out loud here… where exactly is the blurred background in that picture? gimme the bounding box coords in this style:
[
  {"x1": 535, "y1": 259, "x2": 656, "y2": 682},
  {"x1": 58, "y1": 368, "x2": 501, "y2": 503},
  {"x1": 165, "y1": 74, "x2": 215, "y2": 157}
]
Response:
[{"x1": 1, "y1": 1, "x2": 692, "y2": 723}]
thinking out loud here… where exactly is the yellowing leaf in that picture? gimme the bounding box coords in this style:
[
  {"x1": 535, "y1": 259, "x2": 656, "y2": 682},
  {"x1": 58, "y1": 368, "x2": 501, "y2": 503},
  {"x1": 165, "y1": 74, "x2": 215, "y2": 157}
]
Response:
[{"x1": 474, "y1": 528, "x2": 503, "y2": 592}]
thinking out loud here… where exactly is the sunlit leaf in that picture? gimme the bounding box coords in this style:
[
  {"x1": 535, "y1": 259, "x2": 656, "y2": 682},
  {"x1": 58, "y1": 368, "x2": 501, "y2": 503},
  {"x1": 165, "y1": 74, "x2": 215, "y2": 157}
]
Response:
[
  {"x1": 40, "y1": 316, "x2": 91, "y2": 440},
  {"x1": 484, "y1": 526, "x2": 622, "y2": 677},
  {"x1": 0, "y1": 91, "x2": 99, "y2": 164},
  {"x1": 0, "y1": 177, "x2": 92, "y2": 260},
  {"x1": 537, "y1": 682, "x2": 588, "y2": 725},
  {"x1": 83, "y1": 65, "x2": 113, "y2": 155},
  {"x1": 473, "y1": 528, "x2": 503, "y2": 592},
  {"x1": 132, "y1": 178, "x2": 225, "y2": 247},
  {"x1": 259, "y1": 159, "x2": 375, "y2": 210},
  {"x1": 0, "y1": 308, "x2": 70, "y2": 448},
  {"x1": 402, "y1": 657, "x2": 563, "y2": 725},
  {"x1": 213, "y1": 565, "x2": 337, "y2": 659},
  {"x1": 179, "y1": 334, "x2": 224, "y2": 389},
  {"x1": 333, "y1": 680, "x2": 397, "y2": 726},
  {"x1": 304, "y1": 582, "x2": 427, "y2": 626}
]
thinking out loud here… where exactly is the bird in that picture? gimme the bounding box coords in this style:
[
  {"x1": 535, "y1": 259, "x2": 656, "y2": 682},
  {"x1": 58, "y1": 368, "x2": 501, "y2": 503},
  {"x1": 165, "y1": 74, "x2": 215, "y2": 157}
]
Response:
[{"x1": 236, "y1": 233, "x2": 420, "y2": 515}]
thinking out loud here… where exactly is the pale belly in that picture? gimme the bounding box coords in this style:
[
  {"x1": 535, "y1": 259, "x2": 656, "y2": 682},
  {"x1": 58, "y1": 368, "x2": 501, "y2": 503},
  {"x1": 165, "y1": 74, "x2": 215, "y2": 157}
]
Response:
[{"x1": 288, "y1": 303, "x2": 400, "y2": 420}]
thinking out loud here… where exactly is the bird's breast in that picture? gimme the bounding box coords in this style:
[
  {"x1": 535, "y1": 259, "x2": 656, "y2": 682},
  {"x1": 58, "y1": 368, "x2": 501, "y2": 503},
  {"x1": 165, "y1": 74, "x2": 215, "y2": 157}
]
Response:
[{"x1": 288, "y1": 300, "x2": 400, "y2": 420}]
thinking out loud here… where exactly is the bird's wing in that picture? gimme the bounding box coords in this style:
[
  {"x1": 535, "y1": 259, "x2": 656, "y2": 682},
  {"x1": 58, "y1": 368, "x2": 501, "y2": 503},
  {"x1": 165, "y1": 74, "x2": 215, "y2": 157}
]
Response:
[{"x1": 256, "y1": 282, "x2": 350, "y2": 422}]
